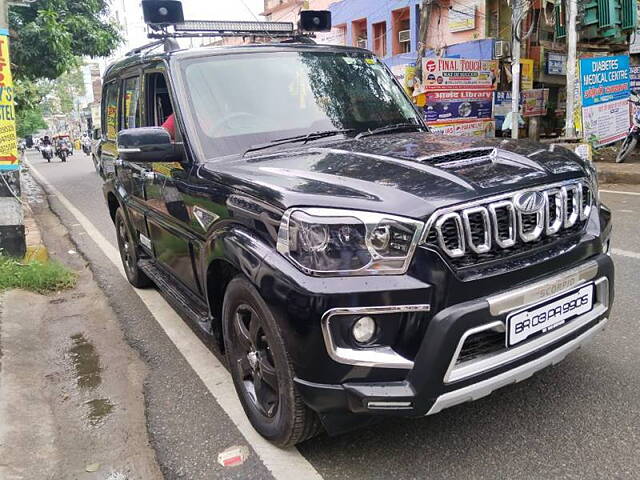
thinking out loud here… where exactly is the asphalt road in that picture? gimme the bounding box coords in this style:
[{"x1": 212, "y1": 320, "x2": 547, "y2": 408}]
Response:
[{"x1": 25, "y1": 150, "x2": 640, "y2": 479}]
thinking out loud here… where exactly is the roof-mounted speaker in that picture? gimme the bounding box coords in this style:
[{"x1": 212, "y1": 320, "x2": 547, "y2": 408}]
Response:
[
  {"x1": 142, "y1": 0, "x2": 184, "y2": 26},
  {"x1": 299, "y1": 10, "x2": 332, "y2": 32}
]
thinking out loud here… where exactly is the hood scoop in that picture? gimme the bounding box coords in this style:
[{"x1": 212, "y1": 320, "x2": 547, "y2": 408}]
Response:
[{"x1": 417, "y1": 148, "x2": 497, "y2": 169}]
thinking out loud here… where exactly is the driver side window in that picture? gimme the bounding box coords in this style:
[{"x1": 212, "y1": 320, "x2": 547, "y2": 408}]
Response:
[{"x1": 145, "y1": 72, "x2": 178, "y2": 139}]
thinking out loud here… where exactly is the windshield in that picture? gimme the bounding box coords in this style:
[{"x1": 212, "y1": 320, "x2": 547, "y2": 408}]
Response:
[{"x1": 180, "y1": 50, "x2": 421, "y2": 158}]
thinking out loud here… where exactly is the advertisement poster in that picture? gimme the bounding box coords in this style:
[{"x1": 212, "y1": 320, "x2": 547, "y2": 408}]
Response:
[
  {"x1": 391, "y1": 64, "x2": 416, "y2": 96},
  {"x1": 0, "y1": 33, "x2": 18, "y2": 171},
  {"x1": 416, "y1": 58, "x2": 498, "y2": 94},
  {"x1": 582, "y1": 98, "x2": 630, "y2": 147},
  {"x1": 580, "y1": 55, "x2": 630, "y2": 107},
  {"x1": 449, "y1": 2, "x2": 476, "y2": 32},
  {"x1": 430, "y1": 120, "x2": 495, "y2": 138},
  {"x1": 521, "y1": 89, "x2": 549, "y2": 117},
  {"x1": 423, "y1": 91, "x2": 493, "y2": 124},
  {"x1": 520, "y1": 59, "x2": 534, "y2": 90}
]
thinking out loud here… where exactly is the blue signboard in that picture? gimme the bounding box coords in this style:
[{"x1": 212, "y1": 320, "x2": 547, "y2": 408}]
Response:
[
  {"x1": 580, "y1": 55, "x2": 630, "y2": 107},
  {"x1": 423, "y1": 90, "x2": 493, "y2": 124}
]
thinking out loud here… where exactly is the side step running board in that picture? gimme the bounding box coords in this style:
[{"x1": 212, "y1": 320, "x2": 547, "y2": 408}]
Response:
[{"x1": 138, "y1": 259, "x2": 213, "y2": 336}]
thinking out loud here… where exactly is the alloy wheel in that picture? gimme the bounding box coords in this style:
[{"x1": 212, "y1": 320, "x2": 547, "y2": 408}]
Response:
[{"x1": 231, "y1": 304, "x2": 279, "y2": 418}]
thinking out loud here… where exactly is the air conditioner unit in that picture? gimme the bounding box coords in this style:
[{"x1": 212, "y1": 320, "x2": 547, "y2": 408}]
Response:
[
  {"x1": 357, "y1": 38, "x2": 367, "y2": 48},
  {"x1": 398, "y1": 29, "x2": 410, "y2": 43},
  {"x1": 494, "y1": 40, "x2": 511, "y2": 59}
]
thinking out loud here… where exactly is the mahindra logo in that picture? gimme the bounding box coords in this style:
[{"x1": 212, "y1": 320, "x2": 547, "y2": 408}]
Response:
[{"x1": 514, "y1": 191, "x2": 545, "y2": 214}]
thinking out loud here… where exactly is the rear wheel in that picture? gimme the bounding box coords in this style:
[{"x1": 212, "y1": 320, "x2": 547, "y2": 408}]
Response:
[
  {"x1": 114, "y1": 208, "x2": 151, "y2": 288},
  {"x1": 616, "y1": 135, "x2": 637, "y2": 163},
  {"x1": 222, "y1": 277, "x2": 321, "y2": 447}
]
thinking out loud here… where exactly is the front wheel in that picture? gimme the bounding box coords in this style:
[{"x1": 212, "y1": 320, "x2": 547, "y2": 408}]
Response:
[
  {"x1": 222, "y1": 277, "x2": 321, "y2": 447},
  {"x1": 616, "y1": 135, "x2": 637, "y2": 163},
  {"x1": 114, "y1": 208, "x2": 151, "y2": 288}
]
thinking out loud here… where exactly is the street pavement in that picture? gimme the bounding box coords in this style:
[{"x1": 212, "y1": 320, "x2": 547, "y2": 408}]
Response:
[{"x1": 25, "y1": 150, "x2": 640, "y2": 479}]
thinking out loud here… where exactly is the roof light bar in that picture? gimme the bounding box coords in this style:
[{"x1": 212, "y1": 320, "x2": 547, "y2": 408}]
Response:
[{"x1": 175, "y1": 20, "x2": 295, "y2": 35}]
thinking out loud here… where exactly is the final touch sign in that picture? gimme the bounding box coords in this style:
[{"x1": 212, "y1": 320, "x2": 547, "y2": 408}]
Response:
[{"x1": 0, "y1": 30, "x2": 17, "y2": 171}]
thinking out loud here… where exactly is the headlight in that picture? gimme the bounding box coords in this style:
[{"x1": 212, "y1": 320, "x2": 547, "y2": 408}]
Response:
[{"x1": 276, "y1": 208, "x2": 425, "y2": 276}]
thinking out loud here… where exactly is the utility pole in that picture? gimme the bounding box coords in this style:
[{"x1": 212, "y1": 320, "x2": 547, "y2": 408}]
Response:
[
  {"x1": 415, "y1": 0, "x2": 433, "y2": 83},
  {"x1": 564, "y1": 0, "x2": 578, "y2": 138},
  {"x1": 0, "y1": 0, "x2": 24, "y2": 258},
  {"x1": 511, "y1": 0, "x2": 525, "y2": 140}
]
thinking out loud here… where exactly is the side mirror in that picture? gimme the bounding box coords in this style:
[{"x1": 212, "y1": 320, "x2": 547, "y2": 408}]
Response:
[
  {"x1": 93, "y1": 128, "x2": 101, "y2": 140},
  {"x1": 117, "y1": 127, "x2": 181, "y2": 163}
]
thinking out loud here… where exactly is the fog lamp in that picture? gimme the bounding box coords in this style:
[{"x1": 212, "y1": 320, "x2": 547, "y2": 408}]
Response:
[{"x1": 352, "y1": 316, "x2": 376, "y2": 344}]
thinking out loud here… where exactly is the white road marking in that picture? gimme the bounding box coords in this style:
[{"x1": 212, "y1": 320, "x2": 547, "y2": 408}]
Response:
[
  {"x1": 612, "y1": 248, "x2": 640, "y2": 260},
  {"x1": 601, "y1": 189, "x2": 640, "y2": 196},
  {"x1": 26, "y1": 160, "x2": 323, "y2": 480}
]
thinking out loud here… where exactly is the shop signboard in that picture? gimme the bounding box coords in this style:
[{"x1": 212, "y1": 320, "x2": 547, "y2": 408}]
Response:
[
  {"x1": 582, "y1": 98, "x2": 630, "y2": 147},
  {"x1": 580, "y1": 55, "x2": 630, "y2": 107},
  {"x1": 547, "y1": 53, "x2": 567, "y2": 75},
  {"x1": 630, "y1": 65, "x2": 640, "y2": 90},
  {"x1": 493, "y1": 91, "x2": 512, "y2": 130},
  {"x1": 430, "y1": 120, "x2": 495, "y2": 138},
  {"x1": 449, "y1": 2, "x2": 476, "y2": 32},
  {"x1": 423, "y1": 90, "x2": 493, "y2": 124},
  {"x1": 521, "y1": 89, "x2": 549, "y2": 117},
  {"x1": 416, "y1": 58, "x2": 498, "y2": 94},
  {"x1": 0, "y1": 32, "x2": 18, "y2": 171}
]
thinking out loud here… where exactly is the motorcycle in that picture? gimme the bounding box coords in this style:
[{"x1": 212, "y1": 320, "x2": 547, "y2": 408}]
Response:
[
  {"x1": 41, "y1": 145, "x2": 53, "y2": 162},
  {"x1": 56, "y1": 143, "x2": 70, "y2": 162},
  {"x1": 616, "y1": 91, "x2": 640, "y2": 163},
  {"x1": 82, "y1": 140, "x2": 91, "y2": 155}
]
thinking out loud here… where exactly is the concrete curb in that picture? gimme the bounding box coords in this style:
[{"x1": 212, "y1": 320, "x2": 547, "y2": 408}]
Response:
[
  {"x1": 596, "y1": 163, "x2": 640, "y2": 185},
  {"x1": 21, "y1": 180, "x2": 48, "y2": 263}
]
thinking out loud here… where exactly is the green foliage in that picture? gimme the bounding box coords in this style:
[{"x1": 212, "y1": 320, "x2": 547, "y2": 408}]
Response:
[
  {"x1": 16, "y1": 107, "x2": 47, "y2": 137},
  {"x1": 9, "y1": 0, "x2": 122, "y2": 81},
  {"x1": 0, "y1": 256, "x2": 76, "y2": 293}
]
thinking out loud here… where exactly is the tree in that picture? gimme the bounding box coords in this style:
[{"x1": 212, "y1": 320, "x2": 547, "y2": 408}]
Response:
[
  {"x1": 9, "y1": 0, "x2": 121, "y2": 81},
  {"x1": 16, "y1": 107, "x2": 47, "y2": 138}
]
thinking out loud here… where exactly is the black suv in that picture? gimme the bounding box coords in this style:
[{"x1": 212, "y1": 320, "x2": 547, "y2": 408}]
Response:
[{"x1": 101, "y1": 41, "x2": 614, "y2": 446}]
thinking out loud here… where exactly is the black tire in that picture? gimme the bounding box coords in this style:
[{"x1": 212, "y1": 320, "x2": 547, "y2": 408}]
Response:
[
  {"x1": 222, "y1": 277, "x2": 321, "y2": 447},
  {"x1": 114, "y1": 208, "x2": 152, "y2": 288},
  {"x1": 616, "y1": 136, "x2": 637, "y2": 163}
]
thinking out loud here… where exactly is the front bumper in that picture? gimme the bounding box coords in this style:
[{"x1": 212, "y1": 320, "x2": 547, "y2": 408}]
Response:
[{"x1": 294, "y1": 254, "x2": 614, "y2": 424}]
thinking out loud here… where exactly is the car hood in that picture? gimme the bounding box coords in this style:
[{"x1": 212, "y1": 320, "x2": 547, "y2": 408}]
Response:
[{"x1": 200, "y1": 132, "x2": 589, "y2": 220}]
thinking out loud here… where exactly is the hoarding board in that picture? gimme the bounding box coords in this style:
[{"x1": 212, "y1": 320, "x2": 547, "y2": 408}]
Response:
[
  {"x1": 0, "y1": 33, "x2": 18, "y2": 171},
  {"x1": 582, "y1": 98, "x2": 630, "y2": 147},
  {"x1": 630, "y1": 65, "x2": 640, "y2": 90},
  {"x1": 521, "y1": 89, "x2": 549, "y2": 117},
  {"x1": 580, "y1": 55, "x2": 630, "y2": 107},
  {"x1": 416, "y1": 58, "x2": 498, "y2": 94},
  {"x1": 423, "y1": 90, "x2": 493, "y2": 124},
  {"x1": 429, "y1": 120, "x2": 495, "y2": 138}
]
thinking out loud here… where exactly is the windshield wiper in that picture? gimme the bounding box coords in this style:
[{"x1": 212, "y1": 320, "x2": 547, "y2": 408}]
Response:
[
  {"x1": 356, "y1": 123, "x2": 426, "y2": 139},
  {"x1": 243, "y1": 129, "x2": 356, "y2": 157}
]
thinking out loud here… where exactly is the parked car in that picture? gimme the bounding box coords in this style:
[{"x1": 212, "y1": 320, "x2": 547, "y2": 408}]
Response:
[{"x1": 101, "y1": 35, "x2": 614, "y2": 447}]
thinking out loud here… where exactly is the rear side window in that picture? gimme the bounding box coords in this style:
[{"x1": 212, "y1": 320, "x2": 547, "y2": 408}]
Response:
[
  {"x1": 103, "y1": 82, "x2": 119, "y2": 141},
  {"x1": 122, "y1": 76, "x2": 141, "y2": 129}
]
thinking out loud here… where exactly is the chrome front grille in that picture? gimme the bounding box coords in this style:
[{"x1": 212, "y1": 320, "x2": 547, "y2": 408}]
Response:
[{"x1": 423, "y1": 180, "x2": 593, "y2": 267}]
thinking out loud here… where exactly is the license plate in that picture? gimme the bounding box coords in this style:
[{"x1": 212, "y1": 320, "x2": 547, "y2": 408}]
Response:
[
  {"x1": 104, "y1": 162, "x2": 115, "y2": 174},
  {"x1": 507, "y1": 283, "x2": 594, "y2": 347}
]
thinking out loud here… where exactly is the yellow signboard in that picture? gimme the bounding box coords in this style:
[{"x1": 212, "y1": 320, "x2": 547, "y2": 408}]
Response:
[
  {"x1": 0, "y1": 33, "x2": 18, "y2": 171},
  {"x1": 520, "y1": 59, "x2": 534, "y2": 90}
]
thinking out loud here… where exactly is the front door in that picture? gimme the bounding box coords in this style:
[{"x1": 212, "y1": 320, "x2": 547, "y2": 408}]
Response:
[{"x1": 142, "y1": 69, "x2": 201, "y2": 294}]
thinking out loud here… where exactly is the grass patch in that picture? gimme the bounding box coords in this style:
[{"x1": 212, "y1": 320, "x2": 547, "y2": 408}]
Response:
[{"x1": 0, "y1": 256, "x2": 76, "y2": 294}]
